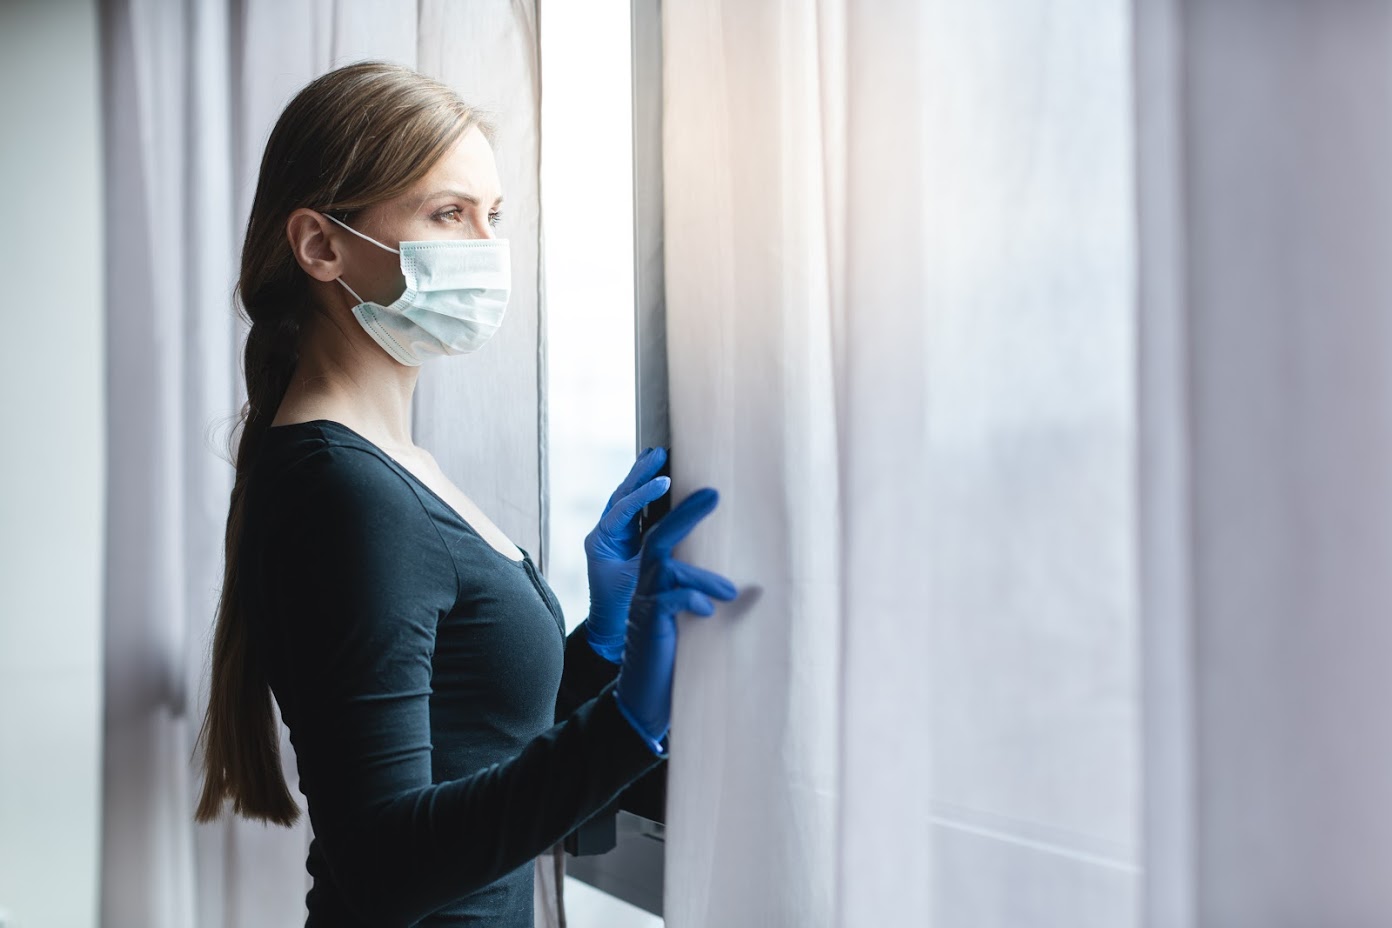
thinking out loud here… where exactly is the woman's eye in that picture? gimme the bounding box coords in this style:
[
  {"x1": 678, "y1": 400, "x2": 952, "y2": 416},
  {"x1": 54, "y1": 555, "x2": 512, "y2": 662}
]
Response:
[{"x1": 435, "y1": 208, "x2": 500, "y2": 229}]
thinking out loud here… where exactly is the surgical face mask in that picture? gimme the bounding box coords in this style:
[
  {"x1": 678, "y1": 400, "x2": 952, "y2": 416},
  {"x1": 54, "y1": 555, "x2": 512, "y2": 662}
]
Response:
[{"x1": 321, "y1": 212, "x2": 511, "y2": 366}]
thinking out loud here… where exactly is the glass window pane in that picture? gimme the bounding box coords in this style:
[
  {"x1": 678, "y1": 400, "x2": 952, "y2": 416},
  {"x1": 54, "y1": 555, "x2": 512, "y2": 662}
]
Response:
[{"x1": 540, "y1": 0, "x2": 636, "y2": 633}]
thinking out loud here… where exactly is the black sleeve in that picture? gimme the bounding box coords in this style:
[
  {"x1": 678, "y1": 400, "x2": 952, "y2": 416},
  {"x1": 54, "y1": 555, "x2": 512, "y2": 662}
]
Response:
[
  {"x1": 260, "y1": 446, "x2": 665, "y2": 928},
  {"x1": 556, "y1": 622, "x2": 623, "y2": 723}
]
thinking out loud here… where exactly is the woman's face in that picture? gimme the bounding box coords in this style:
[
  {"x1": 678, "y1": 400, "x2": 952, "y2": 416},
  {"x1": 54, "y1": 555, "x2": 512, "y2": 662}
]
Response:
[{"x1": 296, "y1": 123, "x2": 505, "y2": 309}]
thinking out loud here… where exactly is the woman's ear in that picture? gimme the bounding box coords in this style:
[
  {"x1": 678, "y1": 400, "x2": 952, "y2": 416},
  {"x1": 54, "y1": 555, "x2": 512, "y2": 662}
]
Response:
[{"x1": 286, "y1": 209, "x2": 344, "y2": 282}]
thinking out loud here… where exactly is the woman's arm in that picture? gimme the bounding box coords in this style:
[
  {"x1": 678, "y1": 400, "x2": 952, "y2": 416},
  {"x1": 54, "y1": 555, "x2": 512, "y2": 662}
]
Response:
[
  {"x1": 555, "y1": 620, "x2": 623, "y2": 722},
  {"x1": 259, "y1": 446, "x2": 664, "y2": 927}
]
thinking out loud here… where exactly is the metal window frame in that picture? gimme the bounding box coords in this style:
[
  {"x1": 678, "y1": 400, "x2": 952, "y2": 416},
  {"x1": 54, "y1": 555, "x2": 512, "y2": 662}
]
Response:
[
  {"x1": 632, "y1": 0, "x2": 668, "y2": 460},
  {"x1": 562, "y1": 0, "x2": 670, "y2": 917}
]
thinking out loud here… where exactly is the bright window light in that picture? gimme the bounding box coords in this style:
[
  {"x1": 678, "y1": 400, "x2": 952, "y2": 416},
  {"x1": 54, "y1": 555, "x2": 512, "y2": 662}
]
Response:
[{"x1": 540, "y1": 1, "x2": 637, "y2": 634}]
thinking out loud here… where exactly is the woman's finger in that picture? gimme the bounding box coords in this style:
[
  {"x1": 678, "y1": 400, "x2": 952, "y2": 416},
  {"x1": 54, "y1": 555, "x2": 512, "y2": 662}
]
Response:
[
  {"x1": 641, "y1": 488, "x2": 719, "y2": 561},
  {"x1": 643, "y1": 587, "x2": 715, "y2": 619},
  {"x1": 666, "y1": 558, "x2": 738, "y2": 601},
  {"x1": 604, "y1": 447, "x2": 668, "y2": 513},
  {"x1": 599, "y1": 477, "x2": 671, "y2": 537}
]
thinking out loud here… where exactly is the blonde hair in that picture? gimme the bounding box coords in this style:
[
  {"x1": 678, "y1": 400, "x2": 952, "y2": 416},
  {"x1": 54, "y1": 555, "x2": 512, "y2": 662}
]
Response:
[{"x1": 194, "y1": 61, "x2": 490, "y2": 825}]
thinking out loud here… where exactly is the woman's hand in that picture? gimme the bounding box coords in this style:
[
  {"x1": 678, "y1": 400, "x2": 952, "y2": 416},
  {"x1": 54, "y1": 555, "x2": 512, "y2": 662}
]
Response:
[
  {"x1": 613, "y1": 487, "x2": 738, "y2": 752},
  {"x1": 583, "y1": 447, "x2": 671, "y2": 662}
]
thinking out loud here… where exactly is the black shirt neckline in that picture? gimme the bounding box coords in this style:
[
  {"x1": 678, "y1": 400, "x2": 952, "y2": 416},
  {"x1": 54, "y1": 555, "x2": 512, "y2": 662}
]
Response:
[{"x1": 265, "y1": 418, "x2": 532, "y2": 569}]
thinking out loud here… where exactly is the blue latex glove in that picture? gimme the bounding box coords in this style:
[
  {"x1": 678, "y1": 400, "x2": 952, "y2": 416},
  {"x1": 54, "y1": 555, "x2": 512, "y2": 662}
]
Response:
[
  {"x1": 583, "y1": 446, "x2": 672, "y2": 662},
  {"x1": 613, "y1": 487, "x2": 739, "y2": 753}
]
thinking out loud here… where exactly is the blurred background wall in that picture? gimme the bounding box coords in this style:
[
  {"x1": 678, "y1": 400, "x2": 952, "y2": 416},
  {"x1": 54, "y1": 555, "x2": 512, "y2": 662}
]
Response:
[{"x1": 0, "y1": 1, "x2": 105, "y2": 926}]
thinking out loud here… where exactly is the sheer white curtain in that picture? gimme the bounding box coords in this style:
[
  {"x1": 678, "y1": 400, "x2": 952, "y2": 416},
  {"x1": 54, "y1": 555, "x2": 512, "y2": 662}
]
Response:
[
  {"x1": 1136, "y1": 2, "x2": 1392, "y2": 925},
  {"x1": 663, "y1": 1, "x2": 1392, "y2": 926},
  {"x1": 100, "y1": 2, "x2": 552, "y2": 925},
  {"x1": 662, "y1": 1, "x2": 1135, "y2": 925}
]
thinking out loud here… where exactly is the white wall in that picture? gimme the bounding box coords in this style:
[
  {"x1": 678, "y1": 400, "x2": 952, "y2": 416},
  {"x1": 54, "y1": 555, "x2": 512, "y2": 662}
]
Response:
[{"x1": 0, "y1": 1, "x2": 104, "y2": 926}]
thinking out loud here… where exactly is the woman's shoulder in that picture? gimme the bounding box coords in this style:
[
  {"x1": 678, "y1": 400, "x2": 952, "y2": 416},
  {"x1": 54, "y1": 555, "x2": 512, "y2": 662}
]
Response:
[
  {"x1": 253, "y1": 419, "x2": 421, "y2": 516},
  {"x1": 242, "y1": 420, "x2": 460, "y2": 648},
  {"x1": 260, "y1": 417, "x2": 378, "y2": 453}
]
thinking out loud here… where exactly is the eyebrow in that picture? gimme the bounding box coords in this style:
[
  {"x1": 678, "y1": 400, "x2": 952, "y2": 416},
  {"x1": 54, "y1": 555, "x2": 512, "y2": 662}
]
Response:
[{"x1": 421, "y1": 189, "x2": 504, "y2": 207}]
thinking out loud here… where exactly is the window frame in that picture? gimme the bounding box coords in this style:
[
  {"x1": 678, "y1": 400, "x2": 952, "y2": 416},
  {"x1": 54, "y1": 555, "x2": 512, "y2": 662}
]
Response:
[{"x1": 561, "y1": 0, "x2": 671, "y2": 917}]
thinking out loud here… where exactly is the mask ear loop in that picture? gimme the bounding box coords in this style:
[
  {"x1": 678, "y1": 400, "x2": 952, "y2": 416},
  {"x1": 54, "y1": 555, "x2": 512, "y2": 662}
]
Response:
[
  {"x1": 335, "y1": 277, "x2": 368, "y2": 305},
  {"x1": 320, "y1": 211, "x2": 401, "y2": 254},
  {"x1": 319, "y1": 211, "x2": 401, "y2": 306}
]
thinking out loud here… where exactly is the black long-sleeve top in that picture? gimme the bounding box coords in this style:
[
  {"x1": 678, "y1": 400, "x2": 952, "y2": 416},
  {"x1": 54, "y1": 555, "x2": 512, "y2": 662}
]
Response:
[{"x1": 240, "y1": 419, "x2": 666, "y2": 927}]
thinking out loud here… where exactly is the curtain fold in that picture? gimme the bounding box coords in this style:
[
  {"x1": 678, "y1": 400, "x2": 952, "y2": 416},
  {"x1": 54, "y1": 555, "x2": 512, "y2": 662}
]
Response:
[
  {"x1": 100, "y1": 2, "x2": 551, "y2": 924},
  {"x1": 101, "y1": 1, "x2": 239, "y2": 923},
  {"x1": 1136, "y1": 2, "x2": 1392, "y2": 925},
  {"x1": 660, "y1": 3, "x2": 843, "y2": 925},
  {"x1": 661, "y1": 2, "x2": 1138, "y2": 925}
]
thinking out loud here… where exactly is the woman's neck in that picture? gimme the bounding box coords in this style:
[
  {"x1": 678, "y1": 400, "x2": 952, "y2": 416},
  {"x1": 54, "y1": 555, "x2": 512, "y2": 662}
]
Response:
[{"x1": 272, "y1": 315, "x2": 422, "y2": 454}]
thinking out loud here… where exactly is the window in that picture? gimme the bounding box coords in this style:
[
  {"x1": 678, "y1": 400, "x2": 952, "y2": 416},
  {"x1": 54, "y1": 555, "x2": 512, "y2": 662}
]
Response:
[{"x1": 540, "y1": 0, "x2": 667, "y2": 922}]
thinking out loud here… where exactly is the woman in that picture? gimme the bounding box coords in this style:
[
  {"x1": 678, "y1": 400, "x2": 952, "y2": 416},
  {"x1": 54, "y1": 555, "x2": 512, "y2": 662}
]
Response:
[{"x1": 192, "y1": 61, "x2": 738, "y2": 927}]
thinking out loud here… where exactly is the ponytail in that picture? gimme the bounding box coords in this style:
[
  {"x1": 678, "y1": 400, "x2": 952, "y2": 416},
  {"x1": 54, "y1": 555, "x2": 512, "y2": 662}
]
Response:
[{"x1": 194, "y1": 316, "x2": 302, "y2": 825}]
